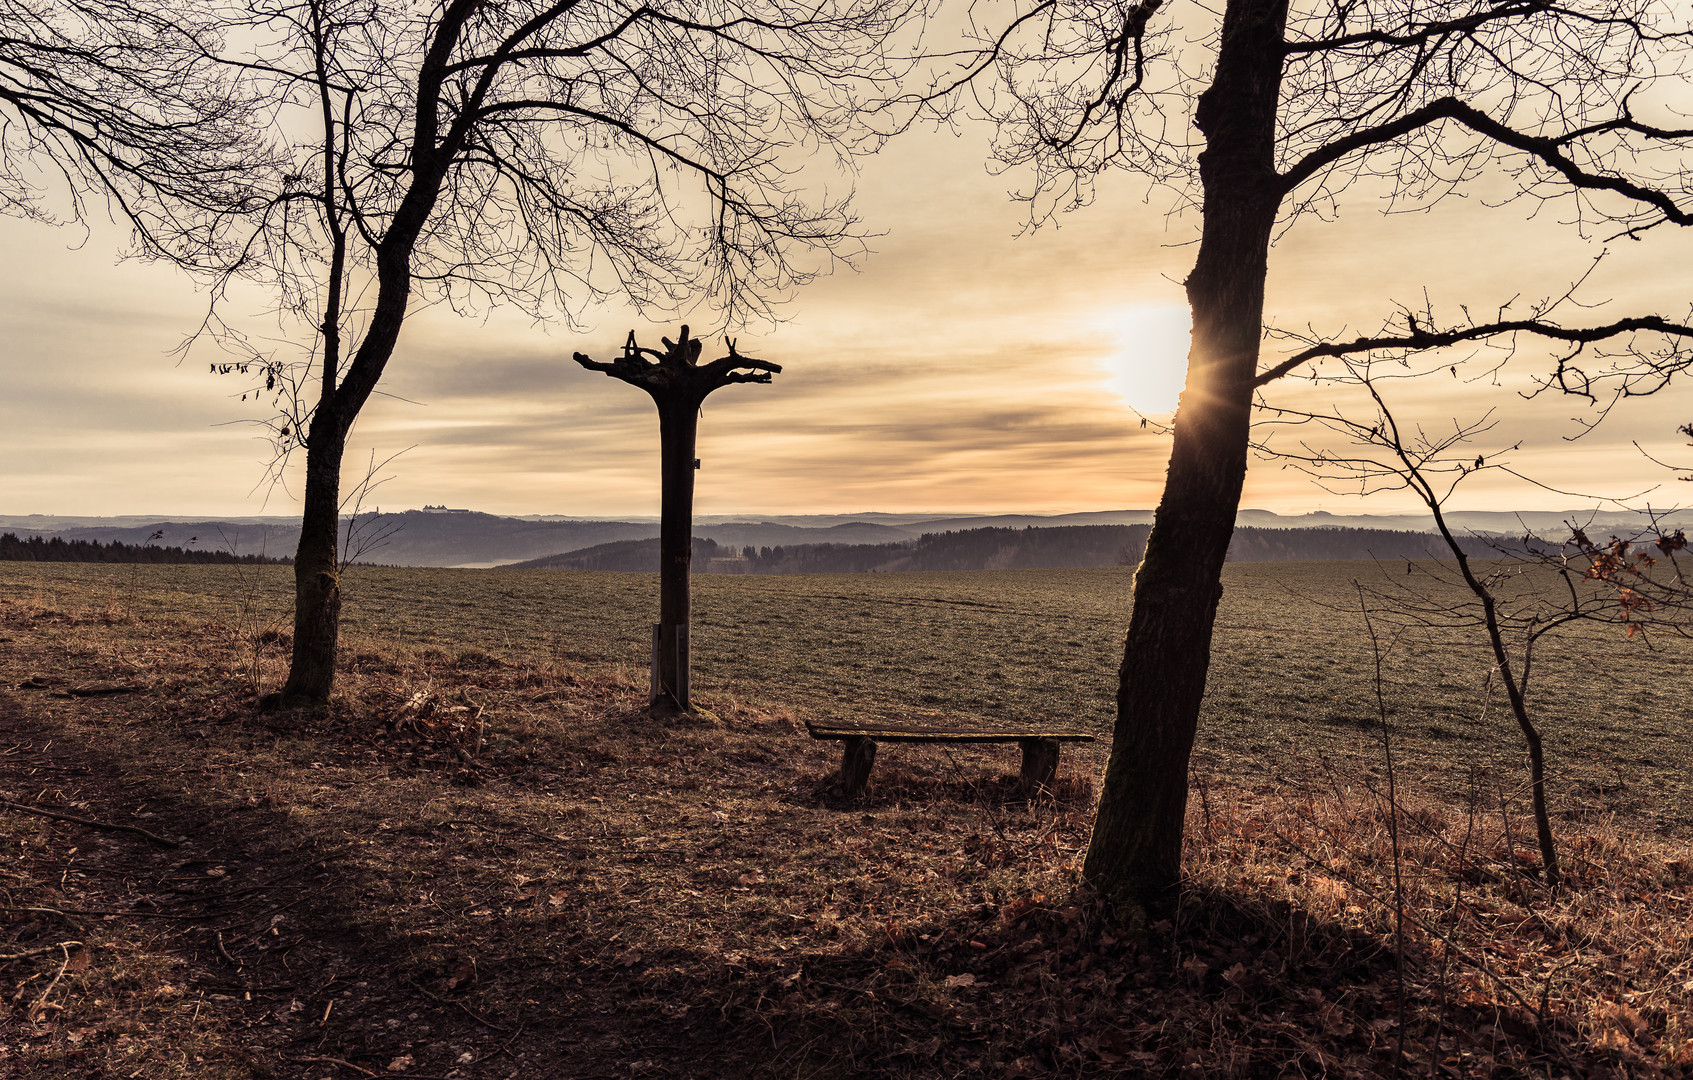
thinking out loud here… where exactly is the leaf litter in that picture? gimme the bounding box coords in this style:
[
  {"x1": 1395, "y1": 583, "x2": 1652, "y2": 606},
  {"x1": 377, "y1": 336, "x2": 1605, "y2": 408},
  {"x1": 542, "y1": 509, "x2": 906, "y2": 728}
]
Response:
[{"x1": 0, "y1": 567, "x2": 1687, "y2": 1077}]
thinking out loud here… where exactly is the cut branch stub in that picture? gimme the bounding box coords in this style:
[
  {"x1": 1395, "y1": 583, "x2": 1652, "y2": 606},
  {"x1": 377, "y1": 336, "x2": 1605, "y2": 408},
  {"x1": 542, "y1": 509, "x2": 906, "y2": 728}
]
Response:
[
  {"x1": 572, "y1": 325, "x2": 782, "y2": 406},
  {"x1": 571, "y1": 326, "x2": 780, "y2": 712}
]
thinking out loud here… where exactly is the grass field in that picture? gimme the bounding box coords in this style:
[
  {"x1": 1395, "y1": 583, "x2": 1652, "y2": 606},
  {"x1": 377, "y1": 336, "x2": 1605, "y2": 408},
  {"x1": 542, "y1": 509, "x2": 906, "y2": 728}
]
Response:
[
  {"x1": 1, "y1": 560, "x2": 1690, "y2": 1078},
  {"x1": 7, "y1": 559, "x2": 1687, "y2": 834}
]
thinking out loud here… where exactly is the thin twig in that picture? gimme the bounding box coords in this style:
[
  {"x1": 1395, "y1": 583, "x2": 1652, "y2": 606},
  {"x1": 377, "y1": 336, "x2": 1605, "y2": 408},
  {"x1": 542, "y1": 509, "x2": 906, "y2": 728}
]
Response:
[
  {"x1": 1, "y1": 905, "x2": 210, "y2": 920},
  {"x1": 1358, "y1": 587, "x2": 1410, "y2": 1076},
  {"x1": 285, "y1": 1056, "x2": 378, "y2": 1077},
  {"x1": 0, "y1": 800, "x2": 180, "y2": 846},
  {"x1": 406, "y1": 977, "x2": 512, "y2": 1031},
  {"x1": 215, "y1": 930, "x2": 242, "y2": 968},
  {"x1": 26, "y1": 943, "x2": 75, "y2": 1022}
]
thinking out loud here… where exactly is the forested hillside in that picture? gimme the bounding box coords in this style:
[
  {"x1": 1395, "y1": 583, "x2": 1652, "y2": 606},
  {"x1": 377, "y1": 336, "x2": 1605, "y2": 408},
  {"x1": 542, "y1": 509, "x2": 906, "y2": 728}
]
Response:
[
  {"x1": 0, "y1": 533, "x2": 286, "y2": 565},
  {"x1": 510, "y1": 524, "x2": 1526, "y2": 573}
]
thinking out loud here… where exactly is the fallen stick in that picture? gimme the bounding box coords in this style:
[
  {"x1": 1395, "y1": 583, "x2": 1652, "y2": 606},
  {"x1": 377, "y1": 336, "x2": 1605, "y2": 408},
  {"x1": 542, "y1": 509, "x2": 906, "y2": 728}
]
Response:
[
  {"x1": 0, "y1": 800, "x2": 180, "y2": 846},
  {"x1": 285, "y1": 1057, "x2": 377, "y2": 1077},
  {"x1": 26, "y1": 944, "x2": 75, "y2": 1022},
  {"x1": 0, "y1": 940, "x2": 82, "y2": 962},
  {"x1": 406, "y1": 977, "x2": 513, "y2": 1031}
]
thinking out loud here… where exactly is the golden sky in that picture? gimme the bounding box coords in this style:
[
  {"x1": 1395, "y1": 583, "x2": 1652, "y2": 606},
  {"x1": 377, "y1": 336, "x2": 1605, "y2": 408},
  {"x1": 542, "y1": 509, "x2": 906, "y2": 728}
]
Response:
[{"x1": 1, "y1": 121, "x2": 1689, "y2": 520}]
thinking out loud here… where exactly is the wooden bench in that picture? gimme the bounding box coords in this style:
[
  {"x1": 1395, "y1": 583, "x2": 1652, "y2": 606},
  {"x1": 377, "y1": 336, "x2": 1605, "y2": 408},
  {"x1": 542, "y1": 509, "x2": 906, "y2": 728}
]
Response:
[{"x1": 805, "y1": 721, "x2": 1095, "y2": 796}]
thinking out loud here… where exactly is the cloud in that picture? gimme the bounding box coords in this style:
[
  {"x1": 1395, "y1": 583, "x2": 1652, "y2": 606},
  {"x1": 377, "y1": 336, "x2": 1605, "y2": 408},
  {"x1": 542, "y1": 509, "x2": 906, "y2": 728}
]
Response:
[{"x1": 1, "y1": 122, "x2": 1687, "y2": 518}]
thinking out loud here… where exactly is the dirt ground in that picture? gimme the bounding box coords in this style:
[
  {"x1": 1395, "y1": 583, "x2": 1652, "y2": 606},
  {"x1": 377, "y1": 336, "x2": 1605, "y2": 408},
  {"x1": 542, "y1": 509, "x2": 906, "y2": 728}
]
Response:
[{"x1": 1, "y1": 575, "x2": 1689, "y2": 1078}]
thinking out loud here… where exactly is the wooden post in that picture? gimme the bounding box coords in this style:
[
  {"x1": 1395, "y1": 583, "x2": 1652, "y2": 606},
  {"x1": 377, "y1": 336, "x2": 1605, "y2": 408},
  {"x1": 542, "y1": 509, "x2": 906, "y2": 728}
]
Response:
[
  {"x1": 574, "y1": 327, "x2": 780, "y2": 711},
  {"x1": 1019, "y1": 738, "x2": 1061, "y2": 795},
  {"x1": 839, "y1": 737, "x2": 877, "y2": 795}
]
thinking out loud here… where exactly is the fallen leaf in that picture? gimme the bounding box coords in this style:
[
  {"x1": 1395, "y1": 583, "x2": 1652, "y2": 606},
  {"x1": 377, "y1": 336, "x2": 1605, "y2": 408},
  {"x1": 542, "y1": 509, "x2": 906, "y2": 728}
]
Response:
[
  {"x1": 904, "y1": 1036, "x2": 942, "y2": 1058},
  {"x1": 444, "y1": 959, "x2": 476, "y2": 991},
  {"x1": 1597, "y1": 1000, "x2": 1648, "y2": 1037}
]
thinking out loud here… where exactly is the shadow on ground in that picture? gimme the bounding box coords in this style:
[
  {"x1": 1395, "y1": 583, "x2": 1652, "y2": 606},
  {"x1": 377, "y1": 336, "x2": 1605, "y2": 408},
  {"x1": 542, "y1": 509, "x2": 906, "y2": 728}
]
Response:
[{"x1": 0, "y1": 630, "x2": 1670, "y2": 1079}]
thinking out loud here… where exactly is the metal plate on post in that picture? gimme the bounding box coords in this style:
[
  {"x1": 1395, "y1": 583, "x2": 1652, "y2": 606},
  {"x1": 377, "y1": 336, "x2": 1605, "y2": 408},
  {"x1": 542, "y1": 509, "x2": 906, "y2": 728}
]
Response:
[
  {"x1": 676, "y1": 623, "x2": 689, "y2": 710},
  {"x1": 650, "y1": 622, "x2": 661, "y2": 703}
]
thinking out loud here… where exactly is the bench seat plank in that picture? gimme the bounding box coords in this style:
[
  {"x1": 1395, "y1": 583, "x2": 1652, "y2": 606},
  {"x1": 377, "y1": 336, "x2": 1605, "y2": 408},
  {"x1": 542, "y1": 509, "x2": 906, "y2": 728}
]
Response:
[
  {"x1": 806, "y1": 721, "x2": 1093, "y2": 795},
  {"x1": 806, "y1": 723, "x2": 1094, "y2": 744}
]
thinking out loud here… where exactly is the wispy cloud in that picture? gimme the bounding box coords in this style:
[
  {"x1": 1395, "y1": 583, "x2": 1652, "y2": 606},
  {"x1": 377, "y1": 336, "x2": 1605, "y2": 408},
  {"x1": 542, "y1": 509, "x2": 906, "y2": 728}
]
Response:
[{"x1": 0, "y1": 126, "x2": 1687, "y2": 518}]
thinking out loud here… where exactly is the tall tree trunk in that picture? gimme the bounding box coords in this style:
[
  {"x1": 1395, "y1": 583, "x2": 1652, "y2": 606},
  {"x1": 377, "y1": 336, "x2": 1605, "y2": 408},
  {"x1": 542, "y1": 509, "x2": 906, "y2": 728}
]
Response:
[
  {"x1": 279, "y1": 411, "x2": 346, "y2": 707},
  {"x1": 655, "y1": 397, "x2": 700, "y2": 709},
  {"x1": 1082, "y1": 0, "x2": 1291, "y2": 921},
  {"x1": 273, "y1": 244, "x2": 416, "y2": 709}
]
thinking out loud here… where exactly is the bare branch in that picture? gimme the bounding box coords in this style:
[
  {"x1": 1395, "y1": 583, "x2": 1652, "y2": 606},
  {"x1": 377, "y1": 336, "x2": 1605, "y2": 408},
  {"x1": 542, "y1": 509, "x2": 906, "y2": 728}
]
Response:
[{"x1": 1257, "y1": 311, "x2": 1693, "y2": 387}]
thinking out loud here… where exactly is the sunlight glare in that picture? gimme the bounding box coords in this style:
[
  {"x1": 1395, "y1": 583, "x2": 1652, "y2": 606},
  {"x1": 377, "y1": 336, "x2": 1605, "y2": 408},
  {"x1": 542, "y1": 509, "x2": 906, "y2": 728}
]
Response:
[{"x1": 1099, "y1": 306, "x2": 1191, "y2": 416}]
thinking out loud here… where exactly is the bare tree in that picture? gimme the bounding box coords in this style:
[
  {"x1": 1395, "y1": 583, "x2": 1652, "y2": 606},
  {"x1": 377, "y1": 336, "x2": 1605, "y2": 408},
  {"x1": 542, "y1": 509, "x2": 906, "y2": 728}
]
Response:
[
  {"x1": 1268, "y1": 360, "x2": 1693, "y2": 890},
  {"x1": 962, "y1": 0, "x2": 1693, "y2": 919},
  {"x1": 196, "y1": 0, "x2": 931, "y2": 707}
]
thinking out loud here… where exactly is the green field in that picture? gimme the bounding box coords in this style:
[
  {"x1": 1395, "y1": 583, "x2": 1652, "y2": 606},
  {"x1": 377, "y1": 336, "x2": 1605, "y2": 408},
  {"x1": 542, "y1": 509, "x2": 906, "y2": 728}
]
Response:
[{"x1": 4, "y1": 559, "x2": 1688, "y2": 833}]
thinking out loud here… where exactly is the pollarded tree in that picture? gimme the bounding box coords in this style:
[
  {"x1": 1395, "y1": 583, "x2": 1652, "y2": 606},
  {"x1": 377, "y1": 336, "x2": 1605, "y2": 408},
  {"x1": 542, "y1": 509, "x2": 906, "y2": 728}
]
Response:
[
  {"x1": 0, "y1": 1, "x2": 271, "y2": 272},
  {"x1": 202, "y1": 0, "x2": 932, "y2": 707},
  {"x1": 573, "y1": 326, "x2": 780, "y2": 711},
  {"x1": 965, "y1": 0, "x2": 1693, "y2": 919}
]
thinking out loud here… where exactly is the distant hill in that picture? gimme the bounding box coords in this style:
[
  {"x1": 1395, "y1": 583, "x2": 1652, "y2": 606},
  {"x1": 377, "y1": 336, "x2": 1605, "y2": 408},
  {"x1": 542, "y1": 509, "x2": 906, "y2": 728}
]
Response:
[
  {"x1": 512, "y1": 525, "x2": 1151, "y2": 573},
  {"x1": 511, "y1": 536, "x2": 722, "y2": 572},
  {"x1": 1226, "y1": 527, "x2": 1511, "y2": 562},
  {"x1": 8, "y1": 512, "x2": 658, "y2": 568},
  {"x1": 509, "y1": 524, "x2": 1530, "y2": 574},
  {"x1": 13, "y1": 506, "x2": 1683, "y2": 568}
]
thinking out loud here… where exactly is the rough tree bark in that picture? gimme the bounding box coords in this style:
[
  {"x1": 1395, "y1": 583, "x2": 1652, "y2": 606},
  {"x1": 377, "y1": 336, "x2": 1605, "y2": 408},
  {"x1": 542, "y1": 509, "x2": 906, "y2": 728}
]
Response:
[
  {"x1": 573, "y1": 327, "x2": 780, "y2": 710},
  {"x1": 276, "y1": 158, "x2": 438, "y2": 706},
  {"x1": 282, "y1": 428, "x2": 347, "y2": 703},
  {"x1": 1083, "y1": 0, "x2": 1292, "y2": 918},
  {"x1": 655, "y1": 395, "x2": 701, "y2": 708}
]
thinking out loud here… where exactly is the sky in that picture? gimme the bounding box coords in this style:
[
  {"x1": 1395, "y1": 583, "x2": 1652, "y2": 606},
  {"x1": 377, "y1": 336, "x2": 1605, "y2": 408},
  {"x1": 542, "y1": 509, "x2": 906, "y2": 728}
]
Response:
[{"x1": 2, "y1": 85, "x2": 1691, "y2": 520}]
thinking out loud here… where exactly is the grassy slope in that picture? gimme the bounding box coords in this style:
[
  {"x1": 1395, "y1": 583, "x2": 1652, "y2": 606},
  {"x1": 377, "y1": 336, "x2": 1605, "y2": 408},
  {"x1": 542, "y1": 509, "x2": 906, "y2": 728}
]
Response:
[{"x1": 0, "y1": 562, "x2": 1688, "y2": 1078}]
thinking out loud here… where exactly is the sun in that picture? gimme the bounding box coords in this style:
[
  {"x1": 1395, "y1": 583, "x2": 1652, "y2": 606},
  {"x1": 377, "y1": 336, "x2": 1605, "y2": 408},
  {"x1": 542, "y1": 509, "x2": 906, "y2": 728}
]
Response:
[{"x1": 1098, "y1": 305, "x2": 1191, "y2": 416}]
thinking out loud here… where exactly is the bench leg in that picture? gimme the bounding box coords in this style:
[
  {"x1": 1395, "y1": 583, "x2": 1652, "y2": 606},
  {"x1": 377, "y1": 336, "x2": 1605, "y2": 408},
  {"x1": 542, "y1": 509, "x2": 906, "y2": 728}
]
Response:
[
  {"x1": 1019, "y1": 738, "x2": 1060, "y2": 795},
  {"x1": 839, "y1": 736, "x2": 876, "y2": 795}
]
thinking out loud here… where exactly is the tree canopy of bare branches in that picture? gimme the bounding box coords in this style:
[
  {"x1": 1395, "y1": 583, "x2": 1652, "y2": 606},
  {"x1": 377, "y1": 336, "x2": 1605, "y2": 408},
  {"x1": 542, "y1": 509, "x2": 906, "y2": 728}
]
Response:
[
  {"x1": 962, "y1": 0, "x2": 1693, "y2": 919},
  {"x1": 0, "y1": 0, "x2": 271, "y2": 258}
]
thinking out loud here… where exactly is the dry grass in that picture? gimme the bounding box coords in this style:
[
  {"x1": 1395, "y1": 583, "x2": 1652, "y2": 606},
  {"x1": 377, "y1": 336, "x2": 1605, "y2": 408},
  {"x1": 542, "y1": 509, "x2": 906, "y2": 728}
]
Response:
[{"x1": 0, "y1": 562, "x2": 1687, "y2": 1078}]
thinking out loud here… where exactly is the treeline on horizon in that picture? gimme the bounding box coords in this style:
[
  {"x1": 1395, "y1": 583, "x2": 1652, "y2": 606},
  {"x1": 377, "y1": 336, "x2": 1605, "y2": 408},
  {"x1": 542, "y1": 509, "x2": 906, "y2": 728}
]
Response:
[
  {"x1": 510, "y1": 524, "x2": 1529, "y2": 574},
  {"x1": 0, "y1": 533, "x2": 287, "y2": 566}
]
